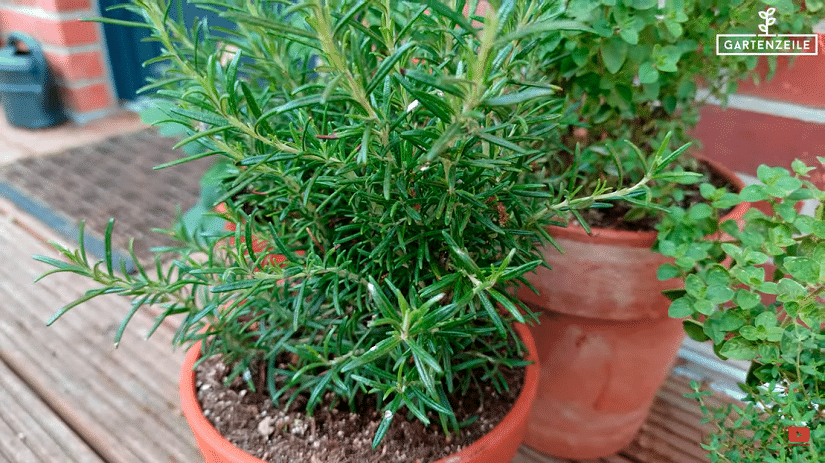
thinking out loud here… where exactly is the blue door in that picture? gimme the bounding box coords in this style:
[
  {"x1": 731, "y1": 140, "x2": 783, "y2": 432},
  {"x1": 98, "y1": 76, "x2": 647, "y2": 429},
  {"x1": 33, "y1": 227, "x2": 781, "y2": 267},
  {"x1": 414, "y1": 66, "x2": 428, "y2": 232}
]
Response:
[{"x1": 98, "y1": 0, "x2": 236, "y2": 101}]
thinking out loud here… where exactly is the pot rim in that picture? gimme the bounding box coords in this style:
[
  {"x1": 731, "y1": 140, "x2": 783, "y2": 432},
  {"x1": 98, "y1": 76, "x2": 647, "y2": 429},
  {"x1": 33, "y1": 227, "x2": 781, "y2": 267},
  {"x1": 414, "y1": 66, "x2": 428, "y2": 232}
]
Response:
[
  {"x1": 547, "y1": 155, "x2": 748, "y2": 248},
  {"x1": 179, "y1": 323, "x2": 539, "y2": 463}
]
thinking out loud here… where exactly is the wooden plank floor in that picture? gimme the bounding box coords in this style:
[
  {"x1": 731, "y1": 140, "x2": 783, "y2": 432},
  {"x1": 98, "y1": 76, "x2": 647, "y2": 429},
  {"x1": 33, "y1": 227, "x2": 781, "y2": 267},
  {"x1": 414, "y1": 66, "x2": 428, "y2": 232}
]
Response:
[
  {"x1": 0, "y1": 198, "x2": 200, "y2": 463},
  {"x1": 0, "y1": 197, "x2": 727, "y2": 463},
  {"x1": 0, "y1": 358, "x2": 104, "y2": 463}
]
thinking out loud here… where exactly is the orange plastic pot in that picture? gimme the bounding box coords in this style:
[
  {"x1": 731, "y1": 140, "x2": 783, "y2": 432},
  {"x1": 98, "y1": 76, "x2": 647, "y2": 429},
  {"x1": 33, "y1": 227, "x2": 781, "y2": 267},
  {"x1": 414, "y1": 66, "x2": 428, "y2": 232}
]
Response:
[
  {"x1": 180, "y1": 323, "x2": 540, "y2": 463},
  {"x1": 518, "y1": 157, "x2": 749, "y2": 459},
  {"x1": 216, "y1": 203, "x2": 300, "y2": 268}
]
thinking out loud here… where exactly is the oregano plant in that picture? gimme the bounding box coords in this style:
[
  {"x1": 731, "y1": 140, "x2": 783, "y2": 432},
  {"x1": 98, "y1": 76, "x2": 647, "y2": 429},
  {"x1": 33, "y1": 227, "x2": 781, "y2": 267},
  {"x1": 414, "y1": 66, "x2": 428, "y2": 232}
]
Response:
[
  {"x1": 528, "y1": 0, "x2": 822, "y2": 226},
  {"x1": 656, "y1": 160, "x2": 825, "y2": 461}
]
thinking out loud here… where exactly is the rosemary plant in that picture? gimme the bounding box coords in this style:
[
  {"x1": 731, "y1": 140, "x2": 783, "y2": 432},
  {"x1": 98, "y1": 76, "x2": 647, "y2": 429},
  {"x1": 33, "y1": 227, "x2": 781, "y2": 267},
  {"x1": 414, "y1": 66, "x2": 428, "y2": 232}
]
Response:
[{"x1": 35, "y1": 0, "x2": 678, "y2": 447}]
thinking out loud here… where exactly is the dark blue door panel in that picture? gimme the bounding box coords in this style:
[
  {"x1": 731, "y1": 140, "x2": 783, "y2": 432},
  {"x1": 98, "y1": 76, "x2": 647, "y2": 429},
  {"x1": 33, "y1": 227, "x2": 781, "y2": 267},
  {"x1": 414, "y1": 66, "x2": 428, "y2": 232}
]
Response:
[{"x1": 98, "y1": 0, "x2": 235, "y2": 101}]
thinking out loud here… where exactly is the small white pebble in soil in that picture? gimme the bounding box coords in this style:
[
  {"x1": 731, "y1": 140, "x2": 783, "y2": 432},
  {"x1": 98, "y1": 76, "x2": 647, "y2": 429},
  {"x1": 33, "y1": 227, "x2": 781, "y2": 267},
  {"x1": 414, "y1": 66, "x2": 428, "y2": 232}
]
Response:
[
  {"x1": 290, "y1": 419, "x2": 308, "y2": 436},
  {"x1": 275, "y1": 414, "x2": 290, "y2": 429},
  {"x1": 258, "y1": 416, "x2": 276, "y2": 437}
]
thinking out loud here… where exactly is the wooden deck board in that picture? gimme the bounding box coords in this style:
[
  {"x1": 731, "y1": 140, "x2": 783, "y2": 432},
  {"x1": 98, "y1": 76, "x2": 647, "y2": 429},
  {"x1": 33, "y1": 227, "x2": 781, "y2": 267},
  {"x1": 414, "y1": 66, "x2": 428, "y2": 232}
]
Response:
[
  {"x1": 0, "y1": 259, "x2": 193, "y2": 452},
  {"x1": 0, "y1": 359, "x2": 104, "y2": 463},
  {"x1": 0, "y1": 213, "x2": 201, "y2": 463},
  {"x1": 514, "y1": 445, "x2": 572, "y2": 463}
]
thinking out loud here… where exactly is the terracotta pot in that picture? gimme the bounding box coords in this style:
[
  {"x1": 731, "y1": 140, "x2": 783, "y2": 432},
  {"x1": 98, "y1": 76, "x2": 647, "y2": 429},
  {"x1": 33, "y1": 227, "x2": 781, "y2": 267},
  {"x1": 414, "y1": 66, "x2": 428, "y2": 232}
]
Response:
[
  {"x1": 519, "y1": 157, "x2": 749, "y2": 459},
  {"x1": 180, "y1": 323, "x2": 540, "y2": 463},
  {"x1": 216, "y1": 203, "x2": 304, "y2": 267}
]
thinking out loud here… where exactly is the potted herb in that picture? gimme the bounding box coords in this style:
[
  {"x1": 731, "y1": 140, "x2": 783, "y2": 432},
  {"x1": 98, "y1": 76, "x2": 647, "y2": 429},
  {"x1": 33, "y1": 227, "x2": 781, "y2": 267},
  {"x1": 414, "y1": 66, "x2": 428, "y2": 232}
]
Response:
[
  {"x1": 515, "y1": 0, "x2": 820, "y2": 458},
  {"x1": 657, "y1": 160, "x2": 824, "y2": 461},
  {"x1": 32, "y1": 0, "x2": 672, "y2": 462}
]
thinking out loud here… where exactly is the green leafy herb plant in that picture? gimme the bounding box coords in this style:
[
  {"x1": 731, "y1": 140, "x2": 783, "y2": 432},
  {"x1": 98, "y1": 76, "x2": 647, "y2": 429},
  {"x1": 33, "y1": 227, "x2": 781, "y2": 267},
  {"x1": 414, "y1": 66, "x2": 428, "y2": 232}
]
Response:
[
  {"x1": 531, "y1": 0, "x2": 821, "y2": 227},
  {"x1": 656, "y1": 159, "x2": 824, "y2": 461},
  {"x1": 32, "y1": 0, "x2": 681, "y2": 458}
]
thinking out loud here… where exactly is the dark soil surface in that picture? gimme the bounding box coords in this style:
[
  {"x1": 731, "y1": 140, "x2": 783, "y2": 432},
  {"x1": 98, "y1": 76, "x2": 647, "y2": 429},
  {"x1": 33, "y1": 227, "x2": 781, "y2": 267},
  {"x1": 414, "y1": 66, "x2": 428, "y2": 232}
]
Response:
[
  {"x1": 196, "y1": 355, "x2": 524, "y2": 463},
  {"x1": 580, "y1": 158, "x2": 737, "y2": 231}
]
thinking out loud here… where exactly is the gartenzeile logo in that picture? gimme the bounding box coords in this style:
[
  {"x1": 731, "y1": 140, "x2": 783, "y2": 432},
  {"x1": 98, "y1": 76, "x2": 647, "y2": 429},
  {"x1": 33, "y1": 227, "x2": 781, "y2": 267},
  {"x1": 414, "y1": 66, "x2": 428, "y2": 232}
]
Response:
[{"x1": 716, "y1": 7, "x2": 818, "y2": 55}]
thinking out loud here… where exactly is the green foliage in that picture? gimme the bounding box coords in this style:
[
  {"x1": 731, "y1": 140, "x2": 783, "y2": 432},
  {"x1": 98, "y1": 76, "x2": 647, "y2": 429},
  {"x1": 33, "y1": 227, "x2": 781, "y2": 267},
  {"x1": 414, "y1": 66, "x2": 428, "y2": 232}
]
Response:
[
  {"x1": 34, "y1": 0, "x2": 677, "y2": 448},
  {"x1": 689, "y1": 379, "x2": 823, "y2": 463},
  {"x1": 657, "y1": 160, "x2": 825, "y2": 461},
  {"x1": 531, "y1": 0, "x2": 819, "y2": 226}
]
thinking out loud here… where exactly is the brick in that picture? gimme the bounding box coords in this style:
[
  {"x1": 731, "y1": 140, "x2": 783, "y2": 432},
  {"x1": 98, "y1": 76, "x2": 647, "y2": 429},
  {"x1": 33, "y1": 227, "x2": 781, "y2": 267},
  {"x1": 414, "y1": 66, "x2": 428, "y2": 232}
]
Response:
[
  {"x1": 37, "y1": 0, "x2": 92, "y2": 11},
  {"x1": 736, "y1": 55, "x2": 825, "y2": 108},
  {"x1": 48, "y1": 18, "x2": 100, "y2": 47},
  {"x1": 0, "y1": 11, "x2": 99, "y2": 47},
  {"x1": 691, "y1": 105, "x2": 825, "y2": 188},
  {"x1": 63, "y1": 82, "x2": 114, "y2": 113},
  {"x1": 45, "y1": 50, "x2": 106, "y2": 81},
  {"x1": 0, "y1": 10, "x2": 38, "y2": 38}
]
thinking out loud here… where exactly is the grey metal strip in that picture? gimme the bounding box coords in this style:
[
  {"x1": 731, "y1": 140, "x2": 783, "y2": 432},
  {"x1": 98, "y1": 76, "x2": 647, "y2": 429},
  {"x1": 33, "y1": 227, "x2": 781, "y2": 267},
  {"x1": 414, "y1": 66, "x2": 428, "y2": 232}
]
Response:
[{"x1": 0, "y1": 180, "x2": 136, "y2": 273}]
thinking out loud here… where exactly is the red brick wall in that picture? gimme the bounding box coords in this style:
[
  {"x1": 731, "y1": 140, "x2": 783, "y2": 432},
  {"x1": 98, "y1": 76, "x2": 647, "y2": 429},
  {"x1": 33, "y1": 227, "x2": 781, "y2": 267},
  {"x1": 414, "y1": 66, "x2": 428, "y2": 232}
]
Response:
[
  {"x1": 691, "y1": 25, "x2": 825, "y2": 187},
  {"x1": 0, "y1": 0, "x2": 116, "y2": 123}
]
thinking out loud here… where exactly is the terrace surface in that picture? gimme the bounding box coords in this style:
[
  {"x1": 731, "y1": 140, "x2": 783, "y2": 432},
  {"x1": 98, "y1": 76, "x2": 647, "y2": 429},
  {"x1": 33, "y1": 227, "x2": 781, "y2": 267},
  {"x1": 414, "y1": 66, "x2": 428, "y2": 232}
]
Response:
[{"x1": 0, "y1": 112, "x2": 731, "y2": 463}]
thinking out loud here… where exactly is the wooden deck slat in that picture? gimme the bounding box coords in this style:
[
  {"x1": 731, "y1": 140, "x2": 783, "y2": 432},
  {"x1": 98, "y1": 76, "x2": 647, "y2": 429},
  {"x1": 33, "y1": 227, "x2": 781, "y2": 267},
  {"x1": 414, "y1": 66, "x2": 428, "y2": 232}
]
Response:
[
  {"x1": 0, "y1": 414, "x2": 40, "y2": 463},
  {"x1": 631, "y1": 426, "x2": 706, "y2": 463},
  {"x1": 0, "y1": 257, "x2": 195, "y2": 449},
  {"x1": 600, "y1": 455, "x2": 637, "y2": 463},
  {"x1": 645, "y1": 402, "x2": 711, "y2": 456},
  {"x1": 0, "y1": 215, "x2": 201, "y2": 463},
  {"x1": 0, "y1": 291, "x2": 191, "y2": 463},
  {"x1": 0, "y1": 359, "x2": 104, "y2": 463},
  {"x1": 514, "y1": 443, "x2": 640, "y2": 463},
  {"x1": 649, "y1": 399, "x2": 709, "y2": 436},
  {"x1": 514, "y1": 445, "x2": 573, "y2": 463},
  {"x1": 23, "y1": 278, "x2": 186, "y2": 407},
  {"x1": 0, "y1": 210, "x2": 183, "y2": 389}
]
